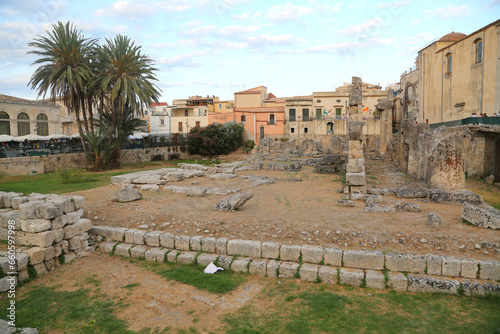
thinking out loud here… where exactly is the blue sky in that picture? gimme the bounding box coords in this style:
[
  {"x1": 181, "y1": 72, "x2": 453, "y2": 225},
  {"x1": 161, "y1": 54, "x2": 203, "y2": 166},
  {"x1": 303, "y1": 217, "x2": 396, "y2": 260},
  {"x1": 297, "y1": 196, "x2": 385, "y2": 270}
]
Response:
[{"x1": 0, "y1": 0, "x2": 498, "y2": 103}]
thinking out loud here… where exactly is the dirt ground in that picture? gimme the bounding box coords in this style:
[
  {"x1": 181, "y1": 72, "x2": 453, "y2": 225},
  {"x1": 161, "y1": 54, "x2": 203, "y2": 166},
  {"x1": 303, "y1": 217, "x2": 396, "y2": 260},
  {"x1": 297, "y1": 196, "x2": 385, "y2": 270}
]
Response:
[{"x1": 75, "y1": 156, "x2": 500, "y2": 261}]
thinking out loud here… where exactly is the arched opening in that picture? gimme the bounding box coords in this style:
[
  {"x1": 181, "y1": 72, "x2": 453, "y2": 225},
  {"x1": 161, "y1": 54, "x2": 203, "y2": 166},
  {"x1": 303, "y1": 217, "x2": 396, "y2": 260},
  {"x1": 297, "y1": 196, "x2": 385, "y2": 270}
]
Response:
[
  {"x1": 17, "y1": 112, "x2": 30, "y2": 136},
  {"x1": 474, "y1": 39, "x2": 483, "y2": 64},
  {"x1": 445, "y1": 52, "x2": 452, "y2": 74},
  {"x1": 327, "y1": 122, "x2": 334, "y2": 134},
  {"x1": 37, "y1": 113, "x2": 49, "y2": 136},
  {"x1": 0, "y1": 112, "x2": 10, "y2": 135}
]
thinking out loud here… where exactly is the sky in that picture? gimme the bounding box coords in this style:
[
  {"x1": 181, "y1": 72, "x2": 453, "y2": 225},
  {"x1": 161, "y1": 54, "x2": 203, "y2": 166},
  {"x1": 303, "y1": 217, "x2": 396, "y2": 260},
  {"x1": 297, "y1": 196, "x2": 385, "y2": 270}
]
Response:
[{"x1": 0, "y1": 0, "x2": 499, "y2": 103}]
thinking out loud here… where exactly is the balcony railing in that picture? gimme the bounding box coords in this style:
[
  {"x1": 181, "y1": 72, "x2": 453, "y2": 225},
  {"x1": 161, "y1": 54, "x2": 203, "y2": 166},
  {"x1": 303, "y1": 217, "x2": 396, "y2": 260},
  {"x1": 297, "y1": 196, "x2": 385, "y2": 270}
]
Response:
[{"x1": 429, "y1": 116, "x2": 500, "y2": 129}]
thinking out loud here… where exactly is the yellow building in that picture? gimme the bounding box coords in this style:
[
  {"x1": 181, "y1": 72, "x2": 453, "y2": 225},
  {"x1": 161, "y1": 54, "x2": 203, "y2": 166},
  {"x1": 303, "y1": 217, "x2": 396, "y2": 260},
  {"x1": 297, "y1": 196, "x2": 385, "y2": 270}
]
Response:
[
  {"x1": 170, "y1": 105, "x2": 208, "y2": 135},
  {"x1": 400, "y1": 19, "x2": 500, "y2": 124},
  {"x1": 0, "y1": 94, "x2": 62, "y2": 136}
]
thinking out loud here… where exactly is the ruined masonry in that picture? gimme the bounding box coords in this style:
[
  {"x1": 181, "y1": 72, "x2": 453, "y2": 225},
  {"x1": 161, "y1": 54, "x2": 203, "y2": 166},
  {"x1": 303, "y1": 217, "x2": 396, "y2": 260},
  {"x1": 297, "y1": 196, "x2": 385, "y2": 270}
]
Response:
[
  {"x1": 0, "y1": 191, "x2": 94, "y2": 292},
  {"x1": 345, "y1": 121, "x2": 367, "y2": 197}
]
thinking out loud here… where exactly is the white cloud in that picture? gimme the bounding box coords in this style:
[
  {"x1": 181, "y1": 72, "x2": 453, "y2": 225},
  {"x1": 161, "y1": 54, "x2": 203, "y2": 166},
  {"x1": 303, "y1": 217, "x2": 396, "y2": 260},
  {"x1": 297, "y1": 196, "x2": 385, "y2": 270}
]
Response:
[
  {"x1": 305, "y1": 37, "x2": 395, "y2": 56},
  {"x1": 218, "y1": 25, "x2": 260, "y2": 36},
  {"x1": 423, "y1": 4, "x2": 472, "y2": 18},
  {"x1": 265, "y1": 2, "x2": 315, "y2": 23},
  {"x1": 409, "y1": 19, "x2": 421, "y2": 26},
  {"x1": 232, "y1": 11, "x2": 262, "y2": 20},
  {"x1": 406, "y1": 31, "x2": 436, "y2": 45},
  {"x1": 487, "y1": 0, "x2": 500, "y2": 7},
  {"x1": 158, "y1": 53, "x2": 202, "y2": 69},
  {"x1": 246, "y1": 34, "x2": 302, "y2": 48},
  {"x1": 181, "y1": 25, "x2": 216, "y2": 38},
  {"x1": 94, "y1": 0, "x2": 194, "y2": 19},
  {"x1": 337, "y1": 18, "x2": 383, "y2": 36},
  {"x1": 377, "y1": 0, "x2": 410, "y2": 9}
]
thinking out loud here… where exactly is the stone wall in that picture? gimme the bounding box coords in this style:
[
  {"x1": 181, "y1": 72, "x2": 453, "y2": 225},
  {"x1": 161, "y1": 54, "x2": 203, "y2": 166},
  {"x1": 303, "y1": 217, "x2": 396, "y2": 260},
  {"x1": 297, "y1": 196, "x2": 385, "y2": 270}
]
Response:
[
  {"x1": 0, "y1": 146, "x2": 189, "y2": 176},
  {"x1": 0, "y1": 192, "x2": 94, "y2": 291},
  {"x1": 91, "y1": 226, "x2": 500, "y2": 296}
]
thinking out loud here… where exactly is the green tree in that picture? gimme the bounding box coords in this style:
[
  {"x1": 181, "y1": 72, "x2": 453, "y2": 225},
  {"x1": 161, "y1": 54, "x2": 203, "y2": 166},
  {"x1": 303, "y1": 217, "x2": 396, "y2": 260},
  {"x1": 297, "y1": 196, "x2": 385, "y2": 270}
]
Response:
[
  {"x1": 188, "y1": 122, "x2": 245, "y2": 158},
  {"x1": 92, "y1": 35, "x2": 160, "y2": 167},
  {"x1": 27, "y1": 21, "x2": 98, "y2": 153}
]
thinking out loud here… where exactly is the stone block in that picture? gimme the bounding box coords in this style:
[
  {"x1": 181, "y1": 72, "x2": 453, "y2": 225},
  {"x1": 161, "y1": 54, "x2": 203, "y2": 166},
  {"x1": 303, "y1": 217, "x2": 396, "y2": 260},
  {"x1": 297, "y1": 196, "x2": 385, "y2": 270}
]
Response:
[
  {"x1": 0, "y1": 276, "x2": 17, "y2": 293},
  {"x1": 343, "y1": 250, "x2": 384, "y2": 270},
  {"x1": 145, "y1": 248, "x2": 163, "y2": 262},
  {"x1": 24, "y1": 247, "x2": 44, "y2": 265},
  {"x1": 69, "y1": 195, "x2": 85, "y2": 209},
  {"x1": 216, "y1": 238, "x2": 228, "y2": 254},
  {"x1": 0, "y1": 258, "x2": 9, "y2": 274},
  {"x1": 18, "y1": 269, "x2": 29, "y2": 282},
  {"x1": 227, "y1": 239, "x2": 261, "y2": 258},
  {"x1": 214, "y1": 190, "x2": 253, "y2": 211},
  {"x1": 0, "y1": 211, "x2": 20, "y2": 230},
  {"x1": 426, "y1": 254, "x2": 442, "y2": 275},
  {"x1": 267, "y1": 260, "x2": 280, "y2": 278},
  {"x1": 68, "y1": 237, "x2": 81, "y2": 250},
  {"x1": 339, "y1": 268, "x2": 364, "y2": 287},
  {"x1": 144, "y1": 231, "x2": 161, "y2": 247},
  {"x1": 63, "y1": 219, "x2": 91, "y2": 239},
  {"x1": 33, "y1": 263, "x2": 48, "y2": 275},
  {"x1": 318, "y1": 266, "x2": 338, "y2": 284},
  {"x1": 478, "y1": 260, "x2": 500, "y2": 280},
  {"x1": 160, "y1": 233, "x2": 175, "y2": 249},
  {"x1": 166, "y1": 250, "x2": 180, "y2": 263},
  {"x1": 217, "y1": 255, "x2": 233, "y2": 270},
  {"x1": 65, "y1": 251, "x2": 76, "y2": 263},
  {"x1": 99, "y1": 242, "x2": 117, "y2": 254},
  {"x1": 441, "y1": 256, "x2": 461, "y2": 277},
  {"x1": 337, "y1": 199, "x2": 355, "y2": 207},
  {"x1": 11, "y1": 197, "x2": 28, "y2": 210},
  {"x1": 189, "y1": 236, "x2": 203, "y2": 251},
  {"x1": 366, "y1": 270, "x2": 386, "y2": 290},
  {"x1": 346, "y1": 172, "x2": 365, "y2": 186},
  {"x1": 197, "y1": 253, "x2": 219, "y2": 267},
  {"x1": 280, "y1": 245, "x2": 301, "y2": 262},
  {"x1": 90, "y1": 226, "x2": 127, "y2": 242},
  {"x1": 114, "y1": 243, "x2": 133, "y2": 257},
  {"x1": 53, "y1": 228, "x2": 64, "y2": 243},
  {"x1": 385, "y1": 253, "x2": 426, "y2": 274},
  {"x1": 461, "y1": 203, "x2": 500, "y2": 230},
  {"x1": 462, "y1": 281, "x2": 500, "y2": 296},
  {"x1": 201, "y1": 237, "x2": 216, "y2": 253},
  {"x1": 300, "y1": 263, "x2": 319, "y2": 282},
  {"x1": 112, "y1": 188, "x2": 142, "y2": 202},
  {"x1": 52, "y1": 215, "x2": 69, "y2": 229},
  {"x1": 175, "y1": 235, "x2": 191, "y2": 251},
  {"x1": 301, "y1": 245, "x2": 323, "y2": 264},
  {"x1": 66, "y1": 209, "x2": 84, "y2": 224},
  {"x1": 279, "y1": 262, "x2": 299, "y2": 278},
  {"x1": 365, "y1": 195, "x2": 383, "y2": 204},
  {"x1": 387, "y1": 272, "x2": 408, "y2": 291},
  {"x1": 427, "y1": 213, "x2": 441, "y2": 228},
  {"x1": 346, "y1": 164, "x2": 363, "y2": 173},
  {"x1": 407, "y1": 275, "x2": 459, "y2": 294},
  {"x1": 36, "y1": 202, "x2": 63, "y2": 219},
  {"x1": 20, "y1": 219, "x2": 51, "y2": 233},
  {"x1": 324, "y1": 248, "x2": 342, "y2": 266},
  {"x1": 133, "y1": 230, "x2": 147, "y2": 245},
  {"x1": 429, "y1": 189, "x2": 483, "y2": 206},
  {"x1": 262, "y1": 242, "x2": 280, "y2": 259},
  {"x1": 363, "y1": 204, "x2": 395, "y2": 213},
  {"x1": 460, "y1": 259, "x2": 478, "y2": 279},
  {"x1": 348, "y1": 140, "x2": 363, "y2": 158},
  {"x1": 396, "y1": 188, "x2": 428, "y2": 199},
  {"x1": 231, "y1": 258, "x2": 251, "y2": 274},
  {"x1": 19, "y1": 202, "x2": 36, "y2": 219},
  {"x1": 124, "y1": 229, "x2": 137, "y2": 244},
  {"x1": 249, "y1": 259, "x2": 268, "y2": 276},
  {"x1": 130, "y1": 245, "x2": 147, "y2": 259},
  {"x1": 18, "y1": 231, "x2": 55, "y2": 248},
  {"x1": 395, "y1": 202, "x2": 421, "y2": 212}
]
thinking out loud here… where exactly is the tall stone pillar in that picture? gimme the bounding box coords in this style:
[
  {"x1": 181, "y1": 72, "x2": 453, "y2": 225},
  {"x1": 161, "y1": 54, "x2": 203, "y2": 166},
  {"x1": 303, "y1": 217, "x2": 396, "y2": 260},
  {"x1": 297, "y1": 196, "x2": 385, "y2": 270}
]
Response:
[
  {"x1": 348, "y1": 76, "x2": 363, "y2": 121},
  {"x1": 345, "y1": 121, "x2": 366, "y2": 197}
]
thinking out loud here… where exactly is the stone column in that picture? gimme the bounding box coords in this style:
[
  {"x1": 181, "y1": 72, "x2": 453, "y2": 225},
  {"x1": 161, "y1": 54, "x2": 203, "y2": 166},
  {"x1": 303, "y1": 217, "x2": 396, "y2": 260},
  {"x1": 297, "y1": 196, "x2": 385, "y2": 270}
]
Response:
[
  {"x1": 345, "y1": 121, "x2": 366, "y2": 196},
  {"x1": 348, "y1": 76, "x2": 363, "y2": 121}
]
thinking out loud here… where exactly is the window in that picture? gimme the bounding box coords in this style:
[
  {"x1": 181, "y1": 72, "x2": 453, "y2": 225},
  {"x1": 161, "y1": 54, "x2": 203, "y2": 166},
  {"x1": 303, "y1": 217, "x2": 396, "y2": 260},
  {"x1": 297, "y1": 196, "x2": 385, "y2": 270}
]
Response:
[
  {"x1": 289, "y1": 108, "x2": 296, "y2": 121},
  {"x1": 37, "y1": 113, "x2": 48, "y2": 136},
  {"x1": 218, "y1": 103, "x2": 222, "y2": 110},
  {"x1": 163, "y1": 107, "x2": 166, "y2": 112},
  {"x1": 269, "y1": 113, "x2": 275, "y2": 125},
  {"x1": 327, "y1": 122, "x2": 334, "y2": 134},
  {"x1": 304, "y1": 127, "x2": 308, "y2": 133},
  {"x1": 160, "y1": 118, "x2": 165, "y2": 126},
  {"x1": 196, "y1": 121, "x2": 200, "y2": 127},
  {"x1": 184, "y1": 110, "x2": 189, "y2": 116},
  {"x1": 316, "y1": 108, "x2": 322, "y2": 119},
  {"x1": 178, "y1": 122, "x2": 183, "y2": 132},
  {"x1": 302, "y1": 108, "x2": 309, "y2": 121},
  {"x1": 17, "y1": 112, "x2": 30, "y2": 136},
  {"x1": 145, "y1": 109, "x2": 148, "y2": 115},
  {"x1": 241, "y1": 114, "x2": 246, "y2": 122},
  {"x1": 474, "y1": 39, "x2": 483, "y2": 64},
  {"x1": 0, "y1": 112, "x2": 10, "y2": 135},
  {"x1": 291, "y1": 127, "x2": 295, "y2": 133},
  {"x1": 445, "y1": 53, "x2": 452, "y2": 74},
  {"x1": 335, "y1": 108, "x2": 342, "y2": 115}
]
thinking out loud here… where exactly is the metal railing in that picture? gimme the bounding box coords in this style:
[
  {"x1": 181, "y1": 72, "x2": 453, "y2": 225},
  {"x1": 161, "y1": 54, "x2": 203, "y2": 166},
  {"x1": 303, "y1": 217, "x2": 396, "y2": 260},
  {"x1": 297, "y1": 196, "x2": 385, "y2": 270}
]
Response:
[{"x1": 429, "y1": 117, "x2": 500, "y2": 129}]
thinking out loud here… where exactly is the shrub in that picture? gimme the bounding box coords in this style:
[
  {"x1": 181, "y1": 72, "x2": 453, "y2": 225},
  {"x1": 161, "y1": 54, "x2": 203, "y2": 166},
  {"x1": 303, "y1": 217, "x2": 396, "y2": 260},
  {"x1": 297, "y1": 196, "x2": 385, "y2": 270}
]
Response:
[
  {"x1": 187, "y1": 121, "x2": 245, "y2": 157},
  {"x1": 56, "y1": 167, "x2": 95, "y2": 184},
  {"x1": 242, "y1": 140, "x2": 255, "y2": 153}
]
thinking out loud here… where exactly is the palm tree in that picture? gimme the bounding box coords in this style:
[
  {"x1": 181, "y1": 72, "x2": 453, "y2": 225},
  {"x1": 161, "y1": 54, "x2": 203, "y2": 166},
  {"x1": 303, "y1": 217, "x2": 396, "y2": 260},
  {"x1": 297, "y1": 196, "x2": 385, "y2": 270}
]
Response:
[
  {"x1": 92, "y1": 35, "x2": 160, "y2": 167},
  {"x1": 27, "y1": 21, "x2": 98, "y2": 154}
]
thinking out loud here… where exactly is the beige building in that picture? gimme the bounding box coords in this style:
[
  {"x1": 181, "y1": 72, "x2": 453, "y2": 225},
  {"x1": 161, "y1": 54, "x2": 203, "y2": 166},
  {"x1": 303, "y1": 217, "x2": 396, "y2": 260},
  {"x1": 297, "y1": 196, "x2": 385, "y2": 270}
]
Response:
[
  {"x1": 400, "y1": 19, "x2": 500, "y2": 124},
  {"x1": 170, "y1": 105, "x2": 208, "y2": 135},
  {"x1": 0, "y1": 94, "x2": 62, "y2": 136}
]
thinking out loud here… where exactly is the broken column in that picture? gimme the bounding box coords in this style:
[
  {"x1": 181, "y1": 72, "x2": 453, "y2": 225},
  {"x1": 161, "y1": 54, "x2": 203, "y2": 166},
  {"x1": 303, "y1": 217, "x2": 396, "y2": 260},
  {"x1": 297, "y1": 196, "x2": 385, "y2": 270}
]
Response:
[
  {"x1": 375, "y1": 94, "x2": 394, "y2": 156},
  {"x1": 348, "y1": 76, "x2": 363, "y2": 121},
  {"x1": 426, "y1": 134, "x2": 465, "y2": 190},
  {"x1": 346, "y1": 121, "x2": 366, "y2": 197}
]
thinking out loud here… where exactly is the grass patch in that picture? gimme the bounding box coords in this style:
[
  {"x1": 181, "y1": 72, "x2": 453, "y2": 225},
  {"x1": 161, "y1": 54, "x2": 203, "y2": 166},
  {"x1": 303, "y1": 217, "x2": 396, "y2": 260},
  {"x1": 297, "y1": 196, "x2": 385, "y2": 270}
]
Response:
[
  {"x1": 146, "y1": 262, "x2": 246, "y2": 294},
  {"x1": 56, "y1": 167, "x2": 97, "y2": 184},
  {"x1": 122, "y1": 282, "x2": 140, "y2": 290},
  {"x1": 222, "y1": 284, "x2": 500, "y2": 334},
  {"x1": 0, "y1": 285, "x2": 135, "y2": 333}
]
